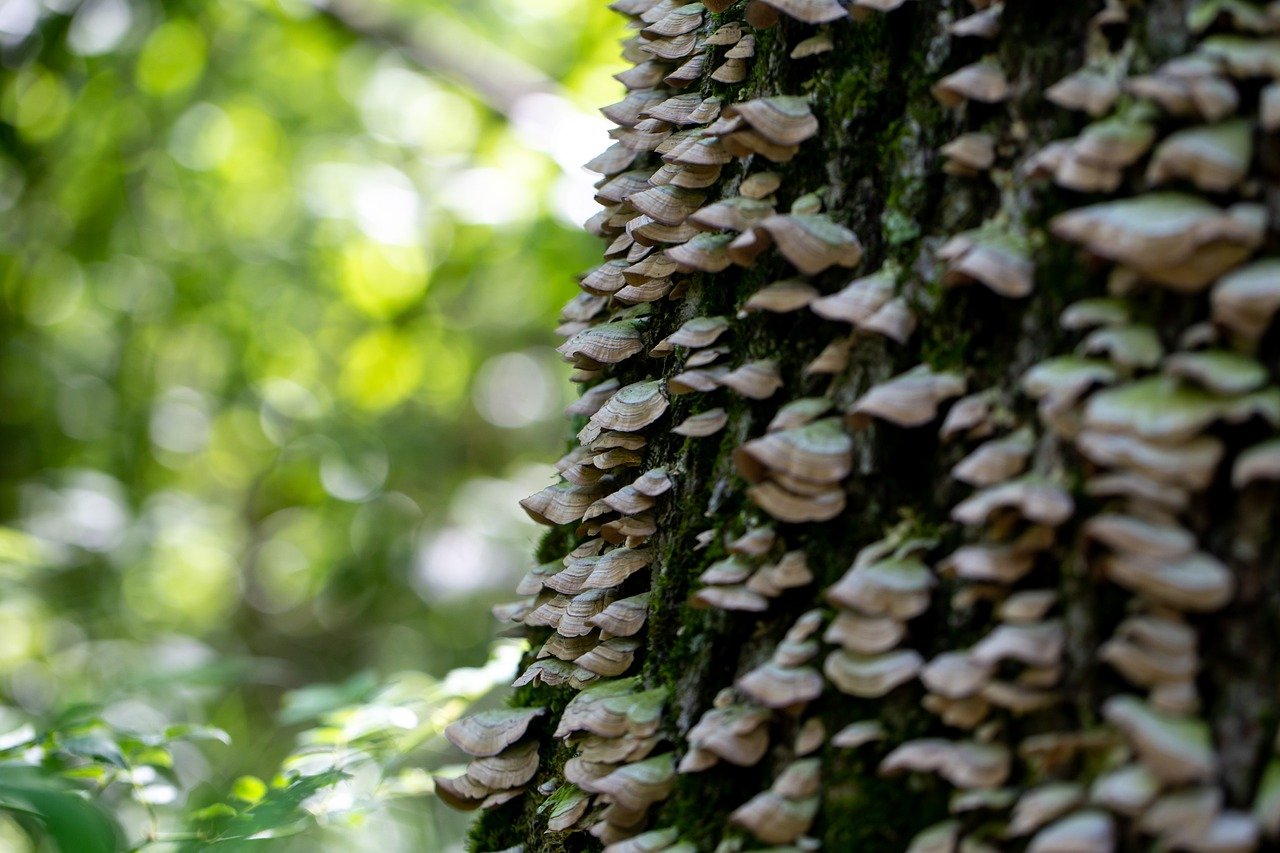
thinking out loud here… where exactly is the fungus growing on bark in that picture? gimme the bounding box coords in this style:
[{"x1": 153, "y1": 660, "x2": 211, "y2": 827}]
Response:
[
  {"x1": 952, "y1": 427, "x2": 1034, "y2": 486},
  {"x1": 880, "y1": 739, "x2": 1012, "y2": 790},
  {"x1": 718, "y1": 360, "x2": 783, "y2": 399},
  {"x1": 848, "y1": 366, "x2": 967, "y2": 429},
  {"x1": 1211, "y1": 258, "x2": 1280, "y2": 342},
  {"x1": 753, "y1": 0, "x2": 847, "y2": 25},
  {"x1": 949, "y1": 4, "x2": 1002, "y2": 38},
  {"x1": 933, "y1": 59, "x2": 1011, "y2": 107},
  {"x1": 446, "y1": 708, "x2": 547, "y2": 758},
  {"x1": 672, "y1": 408, "x2": 728, "y2": 437},
  {"x1": 941, "y1": 133, "x2": 997, "y2": 175},
  {"x1": 951, "y1": 477, "x2": 1074, "y2": 527},
  {"x1": 1146, "y1": 119, "x2": 1252, "y2": 192},
  {"x1": 824, "y1": 648, "x2": 923, "y2": 698},
  {"x1": 1050, "y1": 193, "x2": 1264, "y2": 291},
  {"x1": 1047, "y1": 67, "x2": 1121, "y2": 116},
  {"x1": 1103, "y1": 695, "x2": 1217, "y2": 784},
  {"x1": 1126, "y1": 55, "x2": 1239, "y2": 121},
  {"x1": 680, "y1": 704, "x2": 771, "y2": 772},
  {"x1": 742, "y1": 278, "x2": 819, "y2": 315},
  {"x1": 938, "y1": 230, "x2": 1035, "y2": 298},
  {"x1": 738, "y1": 214, "x2": 863, "y2": 274},
  {"x1": 735, "y1": 417, "x2": 853, "y2": 485},
  {"x1": 736, "y1": 659, "x2": 825, "y2": 709}
]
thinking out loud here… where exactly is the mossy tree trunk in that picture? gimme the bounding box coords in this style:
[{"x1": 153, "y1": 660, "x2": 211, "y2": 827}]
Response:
[{"x1": 462, "y1": 2, "x2": 1280, "y2": 850}]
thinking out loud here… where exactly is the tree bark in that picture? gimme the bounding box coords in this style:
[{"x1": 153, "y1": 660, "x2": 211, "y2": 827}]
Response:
[{"x1": 456, "y1": 1, "x2": 1280, "y2": 850}]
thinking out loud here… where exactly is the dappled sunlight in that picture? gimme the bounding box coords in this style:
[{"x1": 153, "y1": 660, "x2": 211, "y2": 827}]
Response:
[{"x1": 0, "y1": 0, "x2": 626, "y2": 847}]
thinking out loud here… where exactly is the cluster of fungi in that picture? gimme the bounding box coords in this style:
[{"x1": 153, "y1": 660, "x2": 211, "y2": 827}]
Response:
[{"x1": 439, "y1": 0, "x2": 1280, "y2": 851}]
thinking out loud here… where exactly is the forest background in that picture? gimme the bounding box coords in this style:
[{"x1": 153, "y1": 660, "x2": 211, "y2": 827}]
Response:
[{"x1": 0, "y1": 0, "x2": 623, "y2": 848}]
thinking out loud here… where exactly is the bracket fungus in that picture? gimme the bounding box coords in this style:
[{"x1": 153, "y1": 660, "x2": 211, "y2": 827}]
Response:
[
  {"x1": 933, "y1": 59, "x2": 1011, "y2": 107},
  {"x1": 848, "y1": 366, "x2": 967, "y2": 429},
  {"x1": 1050, "y1": 193, "x2": 1265, "y2": 291}
]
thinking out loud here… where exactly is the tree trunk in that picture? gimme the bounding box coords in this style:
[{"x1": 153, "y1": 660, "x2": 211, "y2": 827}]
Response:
[{"x1": 452, "y1": 1, "x2": 1280, "y2": 850}]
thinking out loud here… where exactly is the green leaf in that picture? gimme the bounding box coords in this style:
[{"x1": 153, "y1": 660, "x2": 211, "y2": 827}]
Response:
[
  {"x1": 230, "y1": 776, "x2": 268, "y2": 804},
  {"x1": 0, "y1": 767, "x2": 123, "y2": 853}
]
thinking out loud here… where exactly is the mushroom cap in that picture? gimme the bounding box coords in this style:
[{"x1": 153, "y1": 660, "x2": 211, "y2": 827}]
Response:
[
  {"x1": 711, "y1": 58, "x2": 749, "y2": 84},
  {"x1": 1103, "y1": 695, "x2": 1217, "y2": 784},
  {"x1": 880, "y1": 739, "x2": 1012, "y2": 789},
  {"x1": 673, "y1": 408, "x2": 729, "y2": 437},
  {"x1": 719, "y1": 360, "x2": 784, "y2": 399},
  {"x1": 665, "y1": 316, "x2": 730, "y2": 349},
  {"x1": 686, "y1": 705, "x2": 771, "y2": 767},
  {"x1": 823, "y1": 611, "x2": 906, "y2": 654},
  {"x1": 758, "y1": 214, "x2": 864, "y2": 275},
  {"x1": 1046, "y1": 68, "x2": 1121, "y2": 116},
  {"x1": 849, "y1": 366, "x2": 967, "y2": 428},
  {"x1": 941, "y1": 236, "x2": 1035, "y2": 298},
  {"x1": 970, "y1": 621, "x2": 1065, "y2": 669},
  {"x1": 1211, "y1": 258, "x2": 1280, "y2": 341},
  {"x1": 941, "y1": 132, "x2": 997, "y2": 172},
  {"x1": 1022, "y1": 356, "x2": 1116, "y2": 406},
  {"x1": 1165, "y1": 350, "x2": 1267, "y2": 396},
  {"x1": 558, "y1": 320, "x2": 646, "y2": 367},
  {"x1": 521, "y1": 482, "x2": 608, "y2": 526},
  {"x1": 575, "y1": 637, "x2": 641, "y2": 677},
  {"x1": 1006, "y1": 784, "x2": 1086, "y2": 837},
  {"x1": 729, "y1": 789, "x2": 820, "y2": 844},
  {"x1": 691, "y1": 584, "x2": 770, "y2": 612},
  {"x1": 1146, "y1": 119, "x2": 1252, "y2": 192},
  {"x1": 939, "y1": 542, "x2": 1037, "y2": 584},
  {"x1": 736, "y1": 660, "x2": 825, "y2": 708},
  {"x1": 1090, "y1": 763, "x2": 1160, "y2": 817},
  {"x1": 1101, "y1": 550, "x2": 1233, "y2": 612},
  {"x1": 1049, "y1": 194, "x2": 1264, "y2": 291},
  {"x1": 769, "y1": 397, "x2": 835, "y2": 432},
  {"x1": 921, "y1": 651, "x2": 994, "y2": 698},
  {"x1": 1083, "y1": 513, "x2": 1196, "y2": 558},
  {"x1": 542, "y1": 783, "x2": 592, "y2": 833},
  {"x1": 827, "y1": 555, "x2": 935, "y2": 618},
  {"x1": 1075, "y1": 429, "x2": 1224, "y2": 490},
  {"x1": 602, "y1": 827, "x2": 683, "y2": 853},
  {"x1": 906, "y1": 820, "x2": 961, "y2": 853},
  {"x1": 466, "y1": 740, "x2": 541, "y2": 790},
  {"x1": 689, "y1": 197, "x2": 775, "y2": 232},
  {"x1": 433, "y1": 772, "x2": 498, "y2": 811},
  {"x1": 736, "y1": 418, "x2": 854, "y2": 484},
  {"x1": 754, "y1": 0, "x2": 847, "y2": 24},
  {"x1": 952, "y1": 427, "x2": 1034, "y2": 486},
  {"x1": 666, "y1": 232, "x2": 734, "y2": 273},
  {"x1": 588, "y1": 592, "x2": 650, "y2": 637},
  {"x1": 951, "y1": 477, "x2": 1075, "y2": 527},
  {"x1": 582, "y1": 380, "x2": 669, "y2": 442},
  {"x1": 933, "y1": 59, "x2": 1011, "y2": 107},
  {"x1": 585, "y1": 753, "x2": 677, "y2": 812},
  {"x1": 445, "y1": 708, "x2": 547, "y2": 758},
  {"x1": 640, "y1": 3, "x2": 704, "y2": 38},
  {"x1": 726, "y1": 96, "x2": 819, "y2": 146},
  {"x1": 747, "y1": 480, "x2": 846, "y2": 523},
  {"x1": 832, "y1": 720, "x2": 886, "y2": 749},
  {"x1": 811, "y1": 267, "x2": 896, "y2": 324},
  {"x1": 740, "y1": 171, "x2": 783, "y2": 199},
  {"x1": 824, "y1": 648, "x2": 923, "y2": 697},
  {"x1": 629, "y1": 185, "x2": 707, "y2": 227},
  {"x1": 1084, "y1": 376, "x2": 1239, "y2": 443},
  {"x1": 1234, "y1": 437, "x2": 1280, "y2": 488},
  {"x1": 585, "y1": 547, "x2": 653, "y2": 589},
  {"x1": 1026, "y1": 810, "x2": 1115, "y2": 853}
]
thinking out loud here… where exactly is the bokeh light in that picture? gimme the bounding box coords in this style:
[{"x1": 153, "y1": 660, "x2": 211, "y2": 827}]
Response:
[{"x1": 0, "y1": 0, "x2": 626, "y2": 848}]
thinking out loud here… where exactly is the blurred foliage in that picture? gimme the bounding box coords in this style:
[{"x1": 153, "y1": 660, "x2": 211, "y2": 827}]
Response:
[{"x1": 0, "y1": 0, "x2": 624, "y2": 848}]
